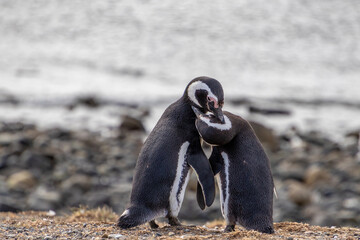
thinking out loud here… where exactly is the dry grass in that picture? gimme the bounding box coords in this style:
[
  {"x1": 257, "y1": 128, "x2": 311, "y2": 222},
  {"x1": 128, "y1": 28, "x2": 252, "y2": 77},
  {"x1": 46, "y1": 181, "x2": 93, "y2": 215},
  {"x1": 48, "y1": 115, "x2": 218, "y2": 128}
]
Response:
[
  {"x1": 0, "y1": 210, "x2": 360, "y2": 239},
  {"x1": 68, "y1": 205, "x2": 118, "y2": 223}
]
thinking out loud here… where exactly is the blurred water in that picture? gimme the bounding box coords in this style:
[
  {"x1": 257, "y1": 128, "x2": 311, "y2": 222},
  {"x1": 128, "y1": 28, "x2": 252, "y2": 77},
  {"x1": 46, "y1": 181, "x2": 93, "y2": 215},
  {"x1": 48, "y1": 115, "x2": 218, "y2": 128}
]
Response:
[{"x1": 0, "y1": 0, "x2": 360, "y2": 140}]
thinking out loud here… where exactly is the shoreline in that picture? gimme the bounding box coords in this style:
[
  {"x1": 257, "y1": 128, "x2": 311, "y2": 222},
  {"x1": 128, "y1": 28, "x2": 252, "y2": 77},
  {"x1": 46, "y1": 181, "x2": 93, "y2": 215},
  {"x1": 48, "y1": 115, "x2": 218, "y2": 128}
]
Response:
[{"x1": 1, "y1": 93, "x2": 359, "y2": 144}]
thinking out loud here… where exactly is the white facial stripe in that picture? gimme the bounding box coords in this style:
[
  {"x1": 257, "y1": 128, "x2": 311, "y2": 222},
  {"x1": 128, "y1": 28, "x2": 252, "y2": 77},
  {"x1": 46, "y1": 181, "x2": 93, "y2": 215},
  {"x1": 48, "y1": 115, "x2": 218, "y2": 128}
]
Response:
[
  {"x1": 187, "y1": 81, "x2": 218, "y2": 107},
  {"x1": 199, "y1": 115, "x2": 232, "y2": 130},
  {"x1": 169, "y1": 141, "x2": 190, "y2": 216},
  {"x1": 221, "y1": 151, "x2": 230, "y2": 223}
]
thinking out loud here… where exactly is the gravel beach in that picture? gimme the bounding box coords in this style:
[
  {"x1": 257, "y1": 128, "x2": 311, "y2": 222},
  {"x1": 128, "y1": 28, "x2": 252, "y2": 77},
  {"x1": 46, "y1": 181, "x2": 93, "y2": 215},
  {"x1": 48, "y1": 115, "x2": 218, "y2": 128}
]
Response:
[{"x1": 1, "y1": 211, "x2": 360, "y2": 240}]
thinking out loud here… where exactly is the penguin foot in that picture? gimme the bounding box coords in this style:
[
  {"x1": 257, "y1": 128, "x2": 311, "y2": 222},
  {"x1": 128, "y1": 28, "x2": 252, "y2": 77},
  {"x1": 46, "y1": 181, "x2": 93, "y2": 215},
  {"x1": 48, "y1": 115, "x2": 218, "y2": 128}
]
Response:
[
  {"x1": 260, "y1": 226, "x2": 274, "y2": 234},
  {"x1": 168, "y1": 216, "x2": 182, "y2": 226},
  {"x1": 149, "y1": 220, "x2": 159, "y2": 229},
  {"x1": 224, "y1": 225, "x2": 235, "y2": 232},
  {"x1": 118, "y1": 207, "x2": 146, "y2": 229}
]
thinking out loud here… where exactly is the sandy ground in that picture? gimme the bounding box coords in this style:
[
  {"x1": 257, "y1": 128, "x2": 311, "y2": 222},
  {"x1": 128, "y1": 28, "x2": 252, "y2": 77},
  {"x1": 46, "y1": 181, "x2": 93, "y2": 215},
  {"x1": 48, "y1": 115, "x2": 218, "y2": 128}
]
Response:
[{"x1": 0, "y1": 210, "x2": 359, "y2": 240}]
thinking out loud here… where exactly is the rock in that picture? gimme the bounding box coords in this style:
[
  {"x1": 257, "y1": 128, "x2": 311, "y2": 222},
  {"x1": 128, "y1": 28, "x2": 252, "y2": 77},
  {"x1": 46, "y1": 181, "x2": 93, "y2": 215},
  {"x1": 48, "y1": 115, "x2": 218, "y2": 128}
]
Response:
[
  {"x1": 0, "y1": 91, "x2": 20, "y2": 105},
  {"x1": 27, "y1": 186, "x2": 61, "y2": 211},
  {"x1": 0, "y1": 133, "x2": 18, "y2": 147},
  {"x1": 20, "y1": 151, "x2": 55, "y2": 172},
  {"x1": 178, "y1": 191, "x2": 222, "y2": 222},
  {"x1": 69, "y1": 95, "x2": 102, "y2": 109},
  {"x1": 345, "y1": 129, "x2": 360, "y2": 140},
  {"x1": 287, "y1": 180, "x2": 312, "y2": 206},
  {"x1": 119, "y1": 115, "x2": 145, "y2": 133},
  {"x1": 85, "y1": 190, "x2": 111, "y2": 208},
  {"x1": 61, "y1": 174, "x2": 92, "y2": 192},
  {"x1": 249, "y1": 121, "x2": 279, "y2": 152},
  {"x1": 109, "y1": 184, "x2": 132, "y2": 213},
  {"x1": 47, "y1": 128, "x2": 72, "y2": 140},
  {"x1": 248, "y1": 105, "x2": 291, "y2": 115},
  {"x1": 304, "y1": 166, "x2": 331, "y2": 187},
  {"x1": 1, "y1": 122, "x2": 36, "y2": 133},
  {"x1": 229, "y1": 97, "x2": 252, "y2": 105},
  {"x1": 46, "y1": 210, "x2": 56, "y2": 217},
  {"x1": 186, "y1": 174, "x2": 198, "y2": 192},
  {"x1": 108, "y1": 234, "x2": 125, "y2": 239},
  {"x1": 343, "y1": 198, "x2": 360, "y2": 210},
  {"x1": 0, "y1": 203, "x2": 20, "y2": 212},
  {"x1": 299, "y1": 131, "x2": 335, "y2": 148},
  {"x1": 7, "y1": 170, "x2": 37, "y2": 190}
]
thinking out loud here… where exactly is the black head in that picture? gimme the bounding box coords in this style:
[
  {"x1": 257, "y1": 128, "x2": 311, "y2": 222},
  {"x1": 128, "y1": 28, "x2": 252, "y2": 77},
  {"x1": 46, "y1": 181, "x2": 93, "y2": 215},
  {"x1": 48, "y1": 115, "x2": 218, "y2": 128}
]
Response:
[{"x1": 185, "y1": 76, "x2": 225, "y2": 123}]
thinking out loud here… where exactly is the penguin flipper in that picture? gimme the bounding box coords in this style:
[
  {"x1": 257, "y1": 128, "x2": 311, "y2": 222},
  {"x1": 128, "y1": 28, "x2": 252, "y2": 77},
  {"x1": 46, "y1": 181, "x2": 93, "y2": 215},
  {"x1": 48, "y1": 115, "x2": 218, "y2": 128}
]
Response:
[
  {"x1": 196, "y1": 182, "x2": 206, "y2": 210},
  {"x1": 187, "y1": 153, "x2": 215, "y2": 208},
  {"x1": 209, "y1": 148, "x2": 223, "y2": 175},
  {"x1": 196, "y1": 148, "x2": 223, "y2": 209}
]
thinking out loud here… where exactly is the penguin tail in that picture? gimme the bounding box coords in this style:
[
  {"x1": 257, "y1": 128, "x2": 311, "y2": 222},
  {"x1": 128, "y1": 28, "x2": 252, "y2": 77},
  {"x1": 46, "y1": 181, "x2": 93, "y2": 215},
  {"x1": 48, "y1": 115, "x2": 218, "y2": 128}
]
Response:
[{"x1": 117, "y1": 206, "x2": 160, "y2": 229}]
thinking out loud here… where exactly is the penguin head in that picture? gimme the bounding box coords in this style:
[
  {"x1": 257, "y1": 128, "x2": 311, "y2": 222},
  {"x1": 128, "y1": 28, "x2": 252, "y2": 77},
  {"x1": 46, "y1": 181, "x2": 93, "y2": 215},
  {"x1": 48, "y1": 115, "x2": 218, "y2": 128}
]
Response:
[{"x1": 185, "y1": 76, "x2": 225, "y2": 123}]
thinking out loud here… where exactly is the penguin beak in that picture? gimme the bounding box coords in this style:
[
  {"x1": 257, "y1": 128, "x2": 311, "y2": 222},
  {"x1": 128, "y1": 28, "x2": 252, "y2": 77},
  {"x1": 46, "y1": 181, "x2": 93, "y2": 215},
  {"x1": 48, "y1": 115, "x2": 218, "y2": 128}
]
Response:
[{"x1": 210, "y1": 106, "x2": 225, "y2": 124}]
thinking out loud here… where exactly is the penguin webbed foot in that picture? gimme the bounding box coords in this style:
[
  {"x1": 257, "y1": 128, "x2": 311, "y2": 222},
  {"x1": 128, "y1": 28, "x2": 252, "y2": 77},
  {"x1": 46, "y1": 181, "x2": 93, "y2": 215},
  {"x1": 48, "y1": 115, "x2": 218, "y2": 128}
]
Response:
[
  {"x1": 168, "y1": 216, "x2": 182, "y2": 226},
  {"x1": 260, "y1": 226, "x2": 275, "y2": 234},
  {"x1": 224, "y1": 225, "x2": 235, "y2": 232},
  {"x1": 149, "y1": 220, "x2": 159, "y2": 229},
  {"x1": 117, "y1": 215, "x2": 136, "y2": 229}
]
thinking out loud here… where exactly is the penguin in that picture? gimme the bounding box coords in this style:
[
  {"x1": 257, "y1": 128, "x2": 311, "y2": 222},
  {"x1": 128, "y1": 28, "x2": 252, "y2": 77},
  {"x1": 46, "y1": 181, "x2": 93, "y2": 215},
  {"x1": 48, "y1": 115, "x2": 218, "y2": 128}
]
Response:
[
  {"x1": 118, "y1": 76, "x2": 225, "y2": 229},
  {"x1": 193, "y1": 108, "x2": 275, "y2": 234}
]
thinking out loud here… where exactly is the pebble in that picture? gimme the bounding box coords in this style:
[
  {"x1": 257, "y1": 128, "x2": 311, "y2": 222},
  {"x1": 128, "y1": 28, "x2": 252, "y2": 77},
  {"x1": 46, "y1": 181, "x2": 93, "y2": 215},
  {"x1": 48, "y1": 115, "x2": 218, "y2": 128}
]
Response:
[
  {"x1": 46, "y1": 210, "x2": 56, "y2": 217},
  {"x1": 287, "y1": 181, "x2": 312, "y2": 206},
  {"x1": 108, "y1": 234, "x2": 125, "y2": 239},
  {"x1": 0, "y1": 119, "x2": 360, "y2": 228},
  {"x1": 6, "y1": 170, "x2": 37, "y2": 190}
]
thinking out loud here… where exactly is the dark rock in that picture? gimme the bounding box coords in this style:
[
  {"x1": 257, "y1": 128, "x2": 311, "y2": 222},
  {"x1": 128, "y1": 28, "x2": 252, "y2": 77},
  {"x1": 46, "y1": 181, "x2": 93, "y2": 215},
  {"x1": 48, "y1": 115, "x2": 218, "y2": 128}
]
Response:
[
  {"x1": 0, "y1": 203, "x2": 20, "y2": 212},
  {"x1": 248, "y1": 105, "x2": 291, "y2": 115},
  {"x1": 345, "y1": 130, "x2": 360, "y2": 140},
  {"x1": 47, "y1": 128, "x2": 72, "y2": 140},
  {"x1": 20, "y1": 151, "x2": 56, "y2": 172},
  {"x1": 299, "y1": 131, "x2": 335, "y2": 147},
  {"x1": 107, "y1": 66, "x2": 144, "y2": 78},
  {"x1": 229, "y1": 97, "x2": 252, "y2": 105},
  {"x1": 0, "y1": 122, "x2": 36, "y2": 133},
  {"x1": 0, "y1": 91, "x2": 20, "y2": 105},
  {"x1": 119, "y1": 115, "x2": 145, "y2": 133},
  {"x1": 249, "y1": 121, "x2": 279, "y2": 152},
  {"x1": 69, "y1": 95, "x2": 101, "y2": 109}
]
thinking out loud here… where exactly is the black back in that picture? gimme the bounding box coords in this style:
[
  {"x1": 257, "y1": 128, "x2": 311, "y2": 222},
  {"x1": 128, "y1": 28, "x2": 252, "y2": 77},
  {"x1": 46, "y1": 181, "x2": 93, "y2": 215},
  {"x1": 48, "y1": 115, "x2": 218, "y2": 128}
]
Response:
[
  {"x1": 196, "y1": 111, "x2": 274, "y2": 233},
  {"x1": 130, "y1": 96, "x2": 199, "y2": 209}
]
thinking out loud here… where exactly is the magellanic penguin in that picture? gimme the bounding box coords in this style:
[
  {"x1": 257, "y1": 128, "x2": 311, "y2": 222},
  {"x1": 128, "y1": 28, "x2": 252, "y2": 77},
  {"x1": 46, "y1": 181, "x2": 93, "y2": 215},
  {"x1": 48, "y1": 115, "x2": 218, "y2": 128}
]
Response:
[
  {"x1": 118, "y1": 76, "x2": 225, "y2": 229},
  {"x1": 193, "y1": 109, "x2": 275, "y2": 234}
]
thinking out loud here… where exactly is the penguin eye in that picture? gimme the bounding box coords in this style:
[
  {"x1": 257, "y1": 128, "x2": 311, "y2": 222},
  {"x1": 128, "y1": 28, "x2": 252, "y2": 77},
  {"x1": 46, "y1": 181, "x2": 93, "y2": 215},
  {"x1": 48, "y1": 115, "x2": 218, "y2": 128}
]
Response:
[{"x1": 207, "y1": 96, "x2": 211, "y2": 102}]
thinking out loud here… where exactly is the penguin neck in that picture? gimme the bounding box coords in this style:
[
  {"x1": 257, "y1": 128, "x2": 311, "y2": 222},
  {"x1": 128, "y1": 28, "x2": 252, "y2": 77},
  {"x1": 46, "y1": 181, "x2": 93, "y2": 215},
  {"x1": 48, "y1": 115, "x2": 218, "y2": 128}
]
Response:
[{"x1": 177, "y1": 95, "x2": 197, "y2": 124}]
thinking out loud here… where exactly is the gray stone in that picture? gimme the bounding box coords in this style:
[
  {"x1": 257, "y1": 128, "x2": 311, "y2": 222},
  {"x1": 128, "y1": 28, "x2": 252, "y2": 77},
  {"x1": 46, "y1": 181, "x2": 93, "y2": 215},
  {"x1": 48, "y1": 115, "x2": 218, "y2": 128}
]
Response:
[
  {"x1": 7, "y1": 170, "x2": 37, "y2": 191},
  {"x1": 249, "y1": 121, "x2": 279, "y2": 152},
  {"x1": 287, "y1": 180, "x2": 312, "y2": 206},
  {"x1": 27, "y1": 186, "x2": 61, "y2": 211}
]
